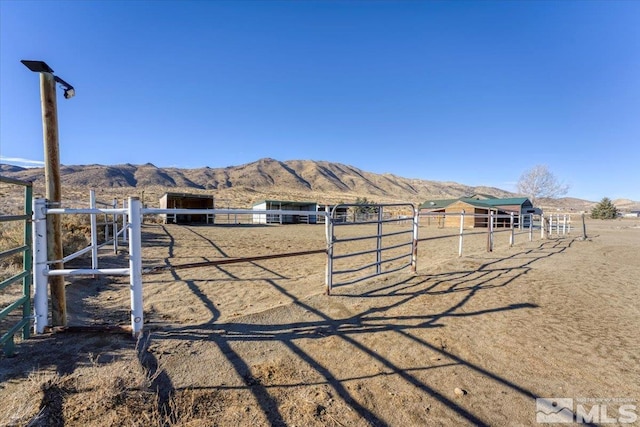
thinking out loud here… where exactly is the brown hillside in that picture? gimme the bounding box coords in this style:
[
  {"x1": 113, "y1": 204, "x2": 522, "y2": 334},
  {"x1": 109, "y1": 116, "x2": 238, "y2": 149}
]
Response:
[{"x1": 1, "y1": 158, "x2": 618, "y2": 212}]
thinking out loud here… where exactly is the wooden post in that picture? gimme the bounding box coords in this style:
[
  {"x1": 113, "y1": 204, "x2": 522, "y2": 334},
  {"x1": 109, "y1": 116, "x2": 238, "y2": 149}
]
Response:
[
  {"x1": 581, "y1": 213, "x2": 587, "y2": 239},
  {"x1": 40, "y1": 72, "x2": 66, "y2": 327}
]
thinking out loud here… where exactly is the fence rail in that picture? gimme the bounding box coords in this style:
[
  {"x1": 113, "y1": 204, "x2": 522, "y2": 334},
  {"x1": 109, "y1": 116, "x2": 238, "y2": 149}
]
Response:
[
  {"x1": 27, "y1": 198, "x2": 575, "y2": 340},
  {"x1": 418, "y1": 211, "x2": 573, "y2": 255}
]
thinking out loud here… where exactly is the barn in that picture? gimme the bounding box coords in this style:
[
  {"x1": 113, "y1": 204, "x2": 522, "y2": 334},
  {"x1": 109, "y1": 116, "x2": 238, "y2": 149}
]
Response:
[
  {"x1": 159, "y1": 192, "x2": 215, "y2": 224},
  {"x1": 419, "y1": 196, "x2": 538, "y2": 228},
  {"x1": 252, "y1": 200, "x2": 319, "y2": 224}
]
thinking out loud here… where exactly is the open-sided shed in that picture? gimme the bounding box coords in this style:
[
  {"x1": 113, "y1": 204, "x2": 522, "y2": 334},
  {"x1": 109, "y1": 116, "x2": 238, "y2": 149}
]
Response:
[
  {"x1": 252, "y1": 200, "x2": 319, "y2": 224},
  {"x1": 159, "y1": 192, "x2": 215, "y2": 224}
]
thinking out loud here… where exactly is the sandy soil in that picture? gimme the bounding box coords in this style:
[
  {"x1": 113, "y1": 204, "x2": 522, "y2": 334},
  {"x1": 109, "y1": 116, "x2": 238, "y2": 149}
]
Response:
[{"x1": 1, "y1": 218, "x2": 639, "y2": 426}]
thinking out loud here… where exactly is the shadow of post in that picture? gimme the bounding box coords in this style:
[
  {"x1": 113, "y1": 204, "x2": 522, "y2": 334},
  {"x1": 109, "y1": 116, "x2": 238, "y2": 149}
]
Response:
[{"x1": 141, "y1": 233, "x2": 583, "y2": 425}]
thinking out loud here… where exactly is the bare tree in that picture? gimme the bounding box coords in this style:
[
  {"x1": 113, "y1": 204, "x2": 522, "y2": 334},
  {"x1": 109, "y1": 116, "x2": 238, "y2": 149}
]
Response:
[{"x1": 516, "y1": 165, "x2": 569, "y2": 206}]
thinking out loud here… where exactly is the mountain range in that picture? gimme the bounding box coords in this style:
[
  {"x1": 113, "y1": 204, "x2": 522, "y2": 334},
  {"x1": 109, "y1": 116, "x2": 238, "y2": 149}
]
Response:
[{"x1": 1, "y1": 158, "x2": 636, "y2": 211}]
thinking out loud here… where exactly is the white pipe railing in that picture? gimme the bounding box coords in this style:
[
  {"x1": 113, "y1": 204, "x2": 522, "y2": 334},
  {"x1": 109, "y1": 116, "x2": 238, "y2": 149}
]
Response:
[
  {"x1": 420, "y1": 212, "x2": 541, "y2": 256},
  {"x1": 32, "y1": 200, "x2": 573, "y2": 337},
  {"x1": 46, "y1": 268, "x2": 130, "y2": 276},
  {"x1": 34, "y1": 202, "x2": 334, "y2": 335}
]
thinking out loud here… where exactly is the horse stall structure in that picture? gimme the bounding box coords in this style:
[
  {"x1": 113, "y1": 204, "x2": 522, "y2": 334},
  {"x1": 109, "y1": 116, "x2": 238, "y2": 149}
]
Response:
[
  {"x1": 419, "y1": 196, "x2": 538, "y2": 228},
  {"x1": 252, "y1": 200, "x2": 319, "y2": 224},
  {"x1": 159, "y1": 192, "x2": 215, "y2": 224},
  {"x1": 316, "y1": 204, "x2": 350, "y2": 223}
]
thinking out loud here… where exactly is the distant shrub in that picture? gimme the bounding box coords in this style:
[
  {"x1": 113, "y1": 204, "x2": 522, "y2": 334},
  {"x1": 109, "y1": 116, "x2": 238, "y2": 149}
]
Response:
[
  {"x1": 0, "y1": 222, "x2": 24, "y2": 279},
  {"x1": 61, "y1": 214, "x2": 92, "y2": 256},
  {"x1": 591, "y1": 197, "x2": 619, "y2": 219}
]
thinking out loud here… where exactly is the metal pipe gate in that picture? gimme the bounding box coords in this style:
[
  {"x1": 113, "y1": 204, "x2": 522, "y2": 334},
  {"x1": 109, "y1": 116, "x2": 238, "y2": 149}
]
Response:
[
  {"x1": 324, "y1": 203, "x2": 417, "y2": 295},
  {"x1": 0, "y1": 177, "x2": 33, "y2": 356}
]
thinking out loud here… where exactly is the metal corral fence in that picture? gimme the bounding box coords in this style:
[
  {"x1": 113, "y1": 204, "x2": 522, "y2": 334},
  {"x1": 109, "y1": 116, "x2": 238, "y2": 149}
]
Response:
[
  {"x1": 31, "y1": 200, "x2": 420, "y2": 336},
  {"x1": 420, "y1": 211, "x2": 537, "y2": 255},
  {"x1": 325, "y1": 203, "x2": 417, "y2": 294},
  {"x1": 28, "y1": 198, "x2": 575, "y2": 340},
  {"x1": 419, "y1": 210, "x2": 573, "y2": 255},
  {"x1": 55, "y1": 190, "x2": 128, "y2": 271},
  {"x1": 33, "y1": 198, "x2": 336, "y2": 337},
  {"x1": 0, "y1": 177, "x2": 32, "y2": 356},
  {"x1": 547, "y1": 212, "x2": 573, "y2": 236}
]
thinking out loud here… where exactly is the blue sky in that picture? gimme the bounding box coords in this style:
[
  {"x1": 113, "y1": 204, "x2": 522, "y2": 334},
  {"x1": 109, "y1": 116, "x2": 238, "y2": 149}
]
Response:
[{"x1": 1, "y1": 1, "x2": 638, "y2": 201}]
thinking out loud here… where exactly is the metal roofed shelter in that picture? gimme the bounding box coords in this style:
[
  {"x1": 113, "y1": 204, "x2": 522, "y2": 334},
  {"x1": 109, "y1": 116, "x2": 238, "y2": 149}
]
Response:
[
  {"x1": 252, "y1": 200, "x2": 319, "y2": 224},
  {"x1": 159, "y1": 192, "x2": 215, "y2": 224},
  {"x1": 419, "y1": 197, "x2": 538, "y2": 228},
  {"x1": 467, "y1": 193, "x2": 498, "y2": 200}
]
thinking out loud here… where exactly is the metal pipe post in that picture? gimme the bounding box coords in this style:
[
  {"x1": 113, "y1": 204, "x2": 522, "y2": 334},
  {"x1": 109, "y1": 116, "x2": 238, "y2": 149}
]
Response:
[
  {"x1": 489, "y1": 211, "x2": 494, "y2": 252},
  {"x1": 113, "y1": 198, "x2": 118, "y2": 253},
  {"x1": 458, "y1": 210, "x2": 465, "y2": 257},
  {"x1": 411, "y1": 207, "x2": 418, "y2": 272},
  {"x1": 21, "y1": 186, "x2": 33, "y2": 339},
  {"x1": 509, "y1": 212, "x2": 514, "y2": 247},
  {"x1": 376, "y1": 206, "x2": 383, "y2": 275},
  {"x1": 32, "y1": 198, "x2": 49, "y2": 334},
  {"x1": 122, "y1": 199, "x2": 128, "y2": 243},
  {"x1": 325, "y1": 208, "x2": 334, "y2": 295},
  {"x1": 90, "y1": 190, "x2": 98, "y2": 269},
  {"x1": 128, "y1": 197, "x2": 144, "y2": 337}
]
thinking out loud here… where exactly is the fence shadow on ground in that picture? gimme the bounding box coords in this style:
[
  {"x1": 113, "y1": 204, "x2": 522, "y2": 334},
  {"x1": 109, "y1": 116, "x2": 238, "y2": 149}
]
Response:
[
  {"x1": 133, "y1": 236, "x2": 581, "y2": 426},
  {"x1": 7, "y1": 235, "x2": 588, "y2": 426}
]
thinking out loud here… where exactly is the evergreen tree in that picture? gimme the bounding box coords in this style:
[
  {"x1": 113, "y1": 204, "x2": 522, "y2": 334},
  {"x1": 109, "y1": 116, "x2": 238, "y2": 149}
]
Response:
[
  {"x1": 591, "y1": 197, "x2": 619, "y2": 219},
  {"x1": 354, "y1": 197, "x2": 378, "y2": 214}
]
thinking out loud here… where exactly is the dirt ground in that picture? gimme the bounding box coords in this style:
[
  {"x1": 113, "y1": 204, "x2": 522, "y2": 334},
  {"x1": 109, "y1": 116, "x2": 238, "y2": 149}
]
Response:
[{"x1": 1, "y1": 218, "x2": 639, "y2": 426}]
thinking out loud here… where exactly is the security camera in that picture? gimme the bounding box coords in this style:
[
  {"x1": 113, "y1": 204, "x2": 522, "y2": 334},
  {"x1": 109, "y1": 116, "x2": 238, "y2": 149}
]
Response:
[{"x1": 54, "y1": 75, "x2": 75, "y2": 100}]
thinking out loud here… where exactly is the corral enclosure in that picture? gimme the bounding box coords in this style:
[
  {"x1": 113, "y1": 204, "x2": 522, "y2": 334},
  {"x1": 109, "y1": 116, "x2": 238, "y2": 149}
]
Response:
[
  {"x1": 2, "y1": 214, "x2": 638, "y2": 426},
  {"x1": 91, "y1": 220, "x2": 537, "y2": 324}
]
